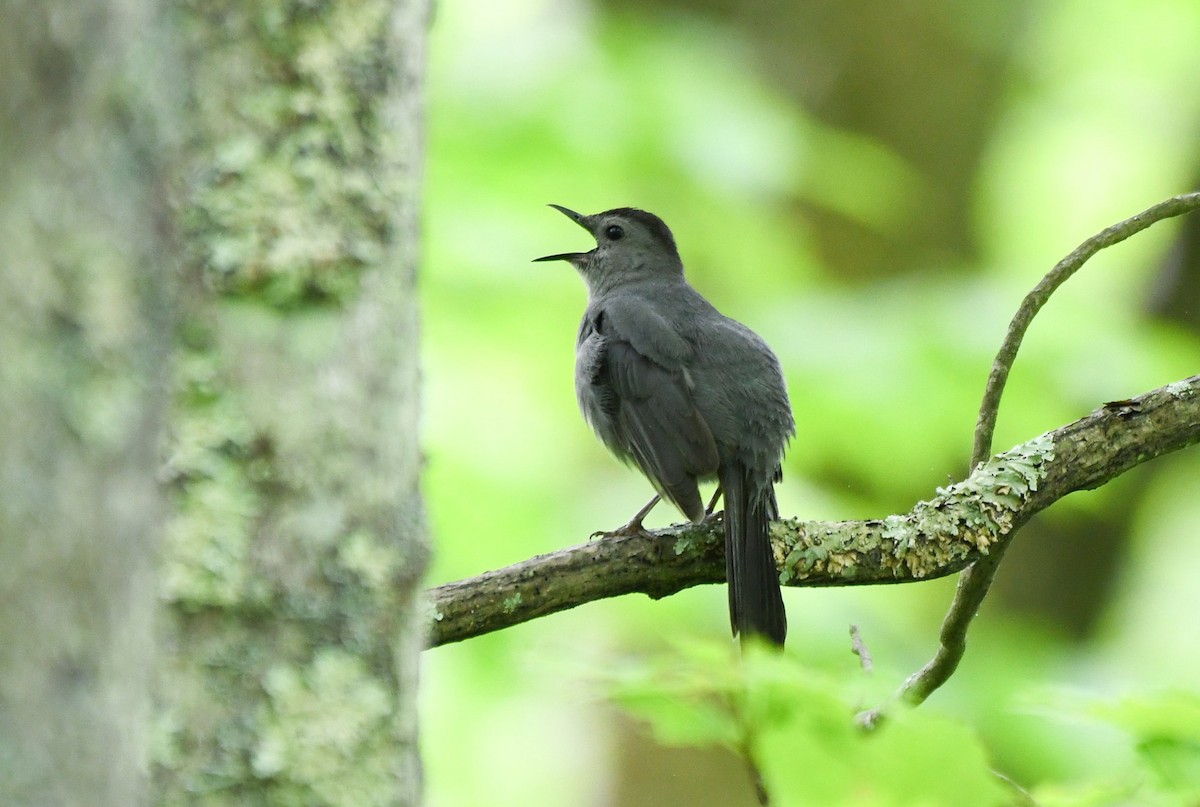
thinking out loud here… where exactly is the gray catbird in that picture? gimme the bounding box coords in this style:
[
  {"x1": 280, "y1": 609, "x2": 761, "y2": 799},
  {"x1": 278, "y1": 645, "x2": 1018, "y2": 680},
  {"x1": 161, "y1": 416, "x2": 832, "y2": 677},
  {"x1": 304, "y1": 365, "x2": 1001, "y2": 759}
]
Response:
[{"x1": 535, "y1": 205, "x2": 794, "y2": 645}]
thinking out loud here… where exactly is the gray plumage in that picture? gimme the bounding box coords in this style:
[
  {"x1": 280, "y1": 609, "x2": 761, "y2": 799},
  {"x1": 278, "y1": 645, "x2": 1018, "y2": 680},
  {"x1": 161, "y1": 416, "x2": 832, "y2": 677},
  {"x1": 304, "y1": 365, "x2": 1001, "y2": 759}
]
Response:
[{"x1": 535, "y1": 205, "x2": 794, "y2": 645}]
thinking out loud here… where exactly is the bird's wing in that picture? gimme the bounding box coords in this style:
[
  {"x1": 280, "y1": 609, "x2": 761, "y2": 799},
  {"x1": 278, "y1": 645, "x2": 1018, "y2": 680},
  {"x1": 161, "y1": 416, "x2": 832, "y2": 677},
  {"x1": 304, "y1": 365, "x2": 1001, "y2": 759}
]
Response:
[{"x1": 577, "y1": 303, "x2": 719, "y2": 522}]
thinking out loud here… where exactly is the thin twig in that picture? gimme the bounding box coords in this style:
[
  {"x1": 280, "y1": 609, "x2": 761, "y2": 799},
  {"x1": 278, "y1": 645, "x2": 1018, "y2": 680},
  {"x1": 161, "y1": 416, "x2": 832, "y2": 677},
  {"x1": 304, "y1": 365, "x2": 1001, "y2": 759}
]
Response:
[
  {"x1": 849, "y1": 625, "x2": 873, "y2": 673},
  {"x1": 897, "y1": 192, "x2": 1200, "y2": 707},
  {"x1": 973, "y1": 192, "x2": 1200, "y2": 465}
]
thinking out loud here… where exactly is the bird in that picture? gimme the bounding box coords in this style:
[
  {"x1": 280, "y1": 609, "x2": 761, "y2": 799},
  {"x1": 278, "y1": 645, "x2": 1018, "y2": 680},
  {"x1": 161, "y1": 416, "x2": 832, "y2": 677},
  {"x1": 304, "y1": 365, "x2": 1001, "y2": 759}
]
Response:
[{"x1": 535, "y1": 205, "x2": 794, "y2": 645}]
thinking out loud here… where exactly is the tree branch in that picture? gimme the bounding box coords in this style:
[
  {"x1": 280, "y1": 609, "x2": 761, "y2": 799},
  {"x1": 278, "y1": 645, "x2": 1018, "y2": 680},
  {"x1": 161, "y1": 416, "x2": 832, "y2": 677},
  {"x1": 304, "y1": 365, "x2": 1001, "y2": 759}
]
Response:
[
  {"x1": 972, "y1": 192, "x2": 1200, "y2": 465},
  {"x1": 427, "y1": 376, "x2": 1200, "y2": 648},
  {"x1": 898, "y1": 191, "x2": 1200, "y2": 707}
]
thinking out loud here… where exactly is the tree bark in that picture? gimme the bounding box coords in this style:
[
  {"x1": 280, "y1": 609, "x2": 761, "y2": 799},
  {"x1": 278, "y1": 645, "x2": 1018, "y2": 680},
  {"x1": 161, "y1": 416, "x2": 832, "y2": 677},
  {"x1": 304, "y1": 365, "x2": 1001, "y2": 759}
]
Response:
[
  {"x1": 0, "y1": 1, "x2": 177, "y2": 804},
  {"x1": 155, "y1": 1, "x2": 430, "y2": 804}
]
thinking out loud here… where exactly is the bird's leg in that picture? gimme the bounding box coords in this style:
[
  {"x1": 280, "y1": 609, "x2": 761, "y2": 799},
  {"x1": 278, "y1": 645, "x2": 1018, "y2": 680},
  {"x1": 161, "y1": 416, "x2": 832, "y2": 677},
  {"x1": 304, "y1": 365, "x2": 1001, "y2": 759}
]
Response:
[
  {"x1": 591, "y1": 494, "x2": 661, "y2": 539},
  {"x1": 625, "y1": 493, "x2": 662, "y2": 530},
  {"x1": 704, "y1": 485, "x2": 724, "y2": 516}
]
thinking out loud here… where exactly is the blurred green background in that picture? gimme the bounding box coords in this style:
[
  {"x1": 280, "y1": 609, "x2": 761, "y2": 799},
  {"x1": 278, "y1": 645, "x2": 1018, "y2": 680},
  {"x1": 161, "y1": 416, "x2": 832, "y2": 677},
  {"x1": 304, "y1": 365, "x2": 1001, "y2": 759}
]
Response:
[{"x1": 420, "y1": 0, "x2": 1200, "y2": 804}]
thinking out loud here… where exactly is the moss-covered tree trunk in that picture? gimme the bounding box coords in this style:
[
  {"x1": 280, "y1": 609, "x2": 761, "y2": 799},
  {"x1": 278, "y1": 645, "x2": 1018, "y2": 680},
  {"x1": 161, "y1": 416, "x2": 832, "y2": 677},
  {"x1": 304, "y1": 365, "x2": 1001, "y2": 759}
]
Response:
[
  {"x1": 156, "y1": 1, "x2": 430, "y2": 804},
  {"x1": 0, "y1": 1, "x2": 177, "y2": 804}
]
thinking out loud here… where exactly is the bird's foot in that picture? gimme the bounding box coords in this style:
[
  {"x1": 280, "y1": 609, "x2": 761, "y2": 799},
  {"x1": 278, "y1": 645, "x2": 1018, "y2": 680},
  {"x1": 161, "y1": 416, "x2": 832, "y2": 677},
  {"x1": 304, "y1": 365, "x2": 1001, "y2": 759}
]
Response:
[
  {"x1": 589, "y1": 516, "x2": 650, "y2": 541},
  {"x1": 589, "y1": 494, "x2": 661, "y2": 540}
]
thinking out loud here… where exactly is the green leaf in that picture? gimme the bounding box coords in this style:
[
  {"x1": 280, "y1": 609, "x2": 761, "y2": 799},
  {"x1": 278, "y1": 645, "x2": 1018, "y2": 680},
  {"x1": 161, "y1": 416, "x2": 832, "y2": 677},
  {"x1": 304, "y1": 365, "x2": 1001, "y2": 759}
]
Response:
[{"x1": 608, "y1": 640, "x2": 1006, "y2": 806}]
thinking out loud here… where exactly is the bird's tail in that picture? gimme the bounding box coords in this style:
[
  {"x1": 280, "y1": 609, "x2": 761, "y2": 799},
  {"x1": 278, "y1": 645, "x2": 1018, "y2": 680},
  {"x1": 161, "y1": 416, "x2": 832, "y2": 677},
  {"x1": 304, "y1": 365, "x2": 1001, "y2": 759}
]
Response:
[{"x1": 720, "y1": 462, "x2": 787, "y2": 646}]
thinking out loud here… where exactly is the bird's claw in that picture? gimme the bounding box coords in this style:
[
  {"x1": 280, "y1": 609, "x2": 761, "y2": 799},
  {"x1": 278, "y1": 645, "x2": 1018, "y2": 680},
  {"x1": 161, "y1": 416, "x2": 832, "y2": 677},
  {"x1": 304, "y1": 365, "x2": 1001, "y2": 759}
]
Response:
[{"x1": 589, "y1": 519, "x2": 649, "y2": 541}]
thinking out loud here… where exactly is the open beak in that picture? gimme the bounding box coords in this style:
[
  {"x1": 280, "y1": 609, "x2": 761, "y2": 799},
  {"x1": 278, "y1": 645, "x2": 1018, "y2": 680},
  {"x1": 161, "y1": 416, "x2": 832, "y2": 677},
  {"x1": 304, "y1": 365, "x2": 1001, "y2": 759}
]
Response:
[
  {"x1": 533, "y1": 204, "x2": 595, "y2": 266},
  {"x1": 532, "y1": 252, "x2": 591, "y2": 265},
  {"x1": 547, "y1": 204, "x2": 589, "y2": 228}
]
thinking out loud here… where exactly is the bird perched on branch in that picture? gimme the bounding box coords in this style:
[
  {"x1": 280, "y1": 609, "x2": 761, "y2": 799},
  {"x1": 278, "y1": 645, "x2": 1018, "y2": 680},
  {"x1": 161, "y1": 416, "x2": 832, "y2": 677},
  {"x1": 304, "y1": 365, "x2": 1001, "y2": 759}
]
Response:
[{"x1": 535, "y1": 205, "x2": 794, "y2": 645}]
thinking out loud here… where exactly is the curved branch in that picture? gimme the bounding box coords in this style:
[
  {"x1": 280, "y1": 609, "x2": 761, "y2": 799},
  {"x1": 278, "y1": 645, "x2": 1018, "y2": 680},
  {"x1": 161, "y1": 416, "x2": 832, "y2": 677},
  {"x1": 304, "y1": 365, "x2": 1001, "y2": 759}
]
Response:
[
  {"x1": 973, "y1": 192, "x2": 1200, "y2": 464},
  {"x1": 427, "y1": 376, "x2": 1200, "y2": 648},
  {"x1": 901, "y1": 191, "x2": 1200, "y2": 707}
]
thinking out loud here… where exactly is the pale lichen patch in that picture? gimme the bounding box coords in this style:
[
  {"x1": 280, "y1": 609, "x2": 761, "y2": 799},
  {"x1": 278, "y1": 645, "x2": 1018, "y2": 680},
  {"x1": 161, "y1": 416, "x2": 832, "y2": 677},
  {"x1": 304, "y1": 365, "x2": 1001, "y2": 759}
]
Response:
[
  {"x1": 254, "y1": 651, "x2": 395, "y2": 807},
  {"x1": 778, "y1": 434, "x2": 1055, "y2": 584}
]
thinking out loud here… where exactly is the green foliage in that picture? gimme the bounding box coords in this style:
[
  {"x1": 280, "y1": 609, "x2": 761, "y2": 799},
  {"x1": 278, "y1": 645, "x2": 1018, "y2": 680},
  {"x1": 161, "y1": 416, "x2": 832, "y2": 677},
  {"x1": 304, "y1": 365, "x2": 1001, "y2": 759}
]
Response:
[
  {"x1": 1027, "y1": 690, "x2": 1200, "y2": 806},
  {"x1": 611, "y1": 640, "x2": 1007, "y2": 806}
]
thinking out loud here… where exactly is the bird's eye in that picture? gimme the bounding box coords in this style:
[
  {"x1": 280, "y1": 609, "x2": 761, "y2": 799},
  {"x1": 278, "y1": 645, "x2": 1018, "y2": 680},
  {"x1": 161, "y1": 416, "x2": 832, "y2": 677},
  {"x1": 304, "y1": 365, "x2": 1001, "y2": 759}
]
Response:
[{"x1": 604, "y1": 224, "x2": 624, "y2": 241}]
